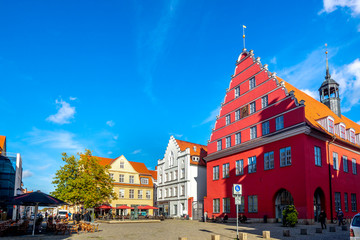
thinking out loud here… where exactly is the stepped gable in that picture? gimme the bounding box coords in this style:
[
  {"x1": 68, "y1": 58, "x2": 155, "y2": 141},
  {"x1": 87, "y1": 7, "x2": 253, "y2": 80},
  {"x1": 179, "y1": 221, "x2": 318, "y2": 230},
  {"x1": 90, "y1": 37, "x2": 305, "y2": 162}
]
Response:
[{"x1": 175, "y1": 139, "x2": 207, "y2": 166}]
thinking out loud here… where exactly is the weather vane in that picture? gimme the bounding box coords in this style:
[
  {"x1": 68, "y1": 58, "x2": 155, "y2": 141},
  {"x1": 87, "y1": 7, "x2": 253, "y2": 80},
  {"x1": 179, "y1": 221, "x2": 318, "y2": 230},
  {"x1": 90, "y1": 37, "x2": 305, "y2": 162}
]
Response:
[{"x1": 243, "y1": 25, "x2": 246, "y2": 50}]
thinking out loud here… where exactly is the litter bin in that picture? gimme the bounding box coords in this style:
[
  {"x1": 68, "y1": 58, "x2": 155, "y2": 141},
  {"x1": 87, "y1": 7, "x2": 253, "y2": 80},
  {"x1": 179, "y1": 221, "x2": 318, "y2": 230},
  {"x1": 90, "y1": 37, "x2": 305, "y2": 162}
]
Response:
[{"x1": 263, "y1": 215, "x2": 268, "y2": 223}]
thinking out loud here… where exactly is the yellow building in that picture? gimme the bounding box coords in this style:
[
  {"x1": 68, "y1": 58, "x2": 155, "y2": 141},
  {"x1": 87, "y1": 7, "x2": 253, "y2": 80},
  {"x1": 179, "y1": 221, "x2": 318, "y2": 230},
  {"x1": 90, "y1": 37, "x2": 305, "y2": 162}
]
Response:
[{"x1": 97, "y1": 155, "x2": 155, "y2": 216}]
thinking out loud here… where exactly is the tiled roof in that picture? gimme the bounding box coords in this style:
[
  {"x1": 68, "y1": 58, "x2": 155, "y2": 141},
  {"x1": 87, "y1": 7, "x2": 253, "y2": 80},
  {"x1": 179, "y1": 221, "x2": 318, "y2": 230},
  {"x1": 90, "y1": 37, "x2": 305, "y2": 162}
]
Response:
[
  {"x1": 149, "y1": 170, "x2": 157, "y2": 180},
  {"x1": 0, "y1": 135, "x2": 6, "y2": 152},
  {"x1": 280, "y1": 77, "x2": 360, "y2": 136},
  {"x1": 96, "y1": 156, "x2": 114, "y2": 166},
  {"x1": 129, "y1": 161, "x2": 152, "y2": 176},
  {"x1": 175, "y1": 139, "x2": 207, "y2": 166}
]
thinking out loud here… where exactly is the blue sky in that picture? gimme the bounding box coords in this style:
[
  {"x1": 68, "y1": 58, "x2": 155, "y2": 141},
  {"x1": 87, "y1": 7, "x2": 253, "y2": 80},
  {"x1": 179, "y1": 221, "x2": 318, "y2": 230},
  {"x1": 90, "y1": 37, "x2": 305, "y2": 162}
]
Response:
[{"x1": 1, "y1": 0, "x2": 360, "y2": 193}]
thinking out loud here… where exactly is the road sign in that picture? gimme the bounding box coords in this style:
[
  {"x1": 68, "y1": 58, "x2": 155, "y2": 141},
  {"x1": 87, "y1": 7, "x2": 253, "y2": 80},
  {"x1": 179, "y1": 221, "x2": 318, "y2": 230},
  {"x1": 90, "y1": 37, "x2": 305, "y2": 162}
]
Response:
[
  {"x1": 235, "y1": 196, "x2": 242, "y2": 205},
  {"x1": 233, "y1": 184, "x2": 242, "y2": 195}
]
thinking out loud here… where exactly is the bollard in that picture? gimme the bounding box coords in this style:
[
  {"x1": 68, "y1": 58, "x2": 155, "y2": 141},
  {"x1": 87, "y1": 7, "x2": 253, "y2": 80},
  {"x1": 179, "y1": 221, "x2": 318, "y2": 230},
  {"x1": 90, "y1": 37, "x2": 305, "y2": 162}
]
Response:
[
  {"x1": 300, "y1": 229, "x2": 307, "y2": 235},
  {"x1": 341, "y1": 225, "x2": 348, "y2": 231},
  {"x1": 329, "y1": 226, "x2": 336, "y2": 232},
  {"x1": 283, "y1": 229, "x2": 290, "y2": 237},
  {"x1": 239, "y1": 232, "x2": 247, "y2": 240},
  {"x1": 315, "y1": 228, "x2": 322, "y2": 233},
  {"x1": 262, "y1": 231, "x2": 270, "y2": 239},
  {"x1": 178, "y1": 238, "x2": 187, "y2": 240},
  {"x1": 211, "y1": 234, "x2": 220, "y2": 240}
]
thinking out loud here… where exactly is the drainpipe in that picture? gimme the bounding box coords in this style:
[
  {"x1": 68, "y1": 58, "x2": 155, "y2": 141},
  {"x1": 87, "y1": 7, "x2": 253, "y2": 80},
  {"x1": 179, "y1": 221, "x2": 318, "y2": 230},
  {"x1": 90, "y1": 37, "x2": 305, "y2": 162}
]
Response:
[{"x1": 327, "y1": 135, "x2": 336, "y2": 223}]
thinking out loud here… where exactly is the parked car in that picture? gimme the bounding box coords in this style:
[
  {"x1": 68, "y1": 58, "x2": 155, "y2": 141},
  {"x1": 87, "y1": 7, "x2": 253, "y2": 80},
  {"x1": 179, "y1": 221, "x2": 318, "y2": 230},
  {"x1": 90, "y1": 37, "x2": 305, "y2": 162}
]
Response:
[
  {"x1": 350, "y1": 213, "x2": 360, "y2": 240},
  {"x1": 58, "y1": 210, "x2": 69, "y2": 219}
]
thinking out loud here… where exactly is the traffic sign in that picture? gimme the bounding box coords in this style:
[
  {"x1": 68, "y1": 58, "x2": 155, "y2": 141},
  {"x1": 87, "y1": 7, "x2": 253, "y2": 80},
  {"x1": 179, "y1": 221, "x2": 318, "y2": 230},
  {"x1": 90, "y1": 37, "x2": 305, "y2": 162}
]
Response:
[
  {"x1": 235, "y1": 196, "x2": 242, "y2": 205},
  {"x1": 232, "y1": 184, "x2": 242, "y2": 195}
]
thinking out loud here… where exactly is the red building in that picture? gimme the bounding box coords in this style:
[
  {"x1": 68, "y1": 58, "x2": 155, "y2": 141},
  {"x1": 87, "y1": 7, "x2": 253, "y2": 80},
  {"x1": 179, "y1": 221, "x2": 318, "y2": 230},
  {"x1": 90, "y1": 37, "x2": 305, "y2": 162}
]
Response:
[{"x1": 204, "y1": 48, "x2": 360, "y2": 223}]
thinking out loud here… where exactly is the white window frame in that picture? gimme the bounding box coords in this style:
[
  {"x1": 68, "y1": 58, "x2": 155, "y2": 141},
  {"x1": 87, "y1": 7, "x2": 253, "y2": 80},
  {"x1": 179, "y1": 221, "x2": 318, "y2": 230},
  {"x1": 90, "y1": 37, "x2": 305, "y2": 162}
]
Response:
[
  {"x1": 328, "y1": 118, "x2": 334, "y2": 134},
  {"x1": 119, "y1": 189, "x2": 125, "y2": 199},
  {"x1": 226, "y1": 114, "x2": 231, "y2": 125},
  {"x1": 333, "y1": 152, "x2": 339, "y2": 170},
  {"x1": 235, "y1": 86, "x2": 240, "y2": 98},
  {"x1": 264, "y1": 151, "x2": 274, "y2": 170},
  {"x1": 129, "y1": 189, "x2": 134, "y2": 199},
  {"x1": 353, "y1": 158, "x2": 357, "y2": 174},
  {"x1": 250, "y1": 126, "x2": 257, "y2": 139},
  {"x1": 261, "y1": 95, "x2": 268, "y2": 108},
  {"x1": 248, "y1": 195, "x2": 258, "y2": 213},
  {"x1": 141, "y1": 178, "x2": 149, "y2": 184},
  {"x1": 181, "y1": 168, "x2": 185, "y2": 179},
  {"x1": 236, "y1": 159, "x2": 244, "y2": 175},
  {"x1": 280, "y1": 146, "x2": 291, "y2": 167},
  {"x1": 223, "y1": 198, "x2": 230, "y2": 213},
  {"x1": 119, "y1": 174, "x2": 124, "y2": 183},
  {"x1": 120, "y1": 161, "x2": 124, "y2": 169},
  {"x1": 235, "y1": 110, "x2": 240, "y2": 121},
  {"x1": 248, "y1": 156, "x2": 256, "y2": 173},
  {"x1": 249, "y1": 77, "x2": 256, "y2": 90},
  {"x1": 314, "y1": 146, "x2": 321, "y2": 166},
  {"x1": 222, "y1": 163, "x2": 230, "y2": 178},
  {"x1": 129, "y1": 175, "x2": 134, "y2": 184},
  {"x1": 146, "y1": 190, "x2": 151, "y2": 199},
  {"x1": 340, "y1": 124, "x2": 346, "y2": 139},
  {"x1": 235, "y1": 132, "x2": 241, "y2": 145},
  {"x1": 217, "y1": 139, "x2": 222, "y2": 151},
  {"x1": 213, "y1": 165, "x2": 219, "y2": 180},
  {"x1": 350, "y1": 129, "x2": 356, "y2": 143},
  {"x1": 138, "y1": 190, "x2": 143, "y2": 199},
  {"x1": 213, "y1": 199, "x2": 220, "y2": 213},
  {"x1": 343, "y1": 155, "x2": 349, "y2": 172},
  {"x1": 225, "y1": 136, "x2": 231, "y2": 148},
  {"x1": 250, "y1": 102, "x2": 256, "y2": 114}
]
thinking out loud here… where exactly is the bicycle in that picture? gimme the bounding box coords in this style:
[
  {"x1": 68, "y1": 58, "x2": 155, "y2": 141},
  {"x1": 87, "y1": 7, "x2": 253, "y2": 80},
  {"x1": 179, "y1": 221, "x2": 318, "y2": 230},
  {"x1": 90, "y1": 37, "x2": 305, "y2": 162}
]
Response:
[{"x1": 333, "y1": 217, "x2": 347, "y2": 225}]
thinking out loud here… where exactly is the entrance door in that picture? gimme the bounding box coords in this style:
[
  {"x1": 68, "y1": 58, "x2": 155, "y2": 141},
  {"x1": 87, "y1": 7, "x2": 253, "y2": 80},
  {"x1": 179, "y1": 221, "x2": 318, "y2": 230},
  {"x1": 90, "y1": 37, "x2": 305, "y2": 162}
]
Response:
[
  {"x1": 314, "y1": 188, "x2": 325, "y2": 222},
  {"x1": 192, "y1": 201, "x2": 203, "y2": 220},
  {"x1": 275, "y1": 189, "x2": 294, "y2": 221}
]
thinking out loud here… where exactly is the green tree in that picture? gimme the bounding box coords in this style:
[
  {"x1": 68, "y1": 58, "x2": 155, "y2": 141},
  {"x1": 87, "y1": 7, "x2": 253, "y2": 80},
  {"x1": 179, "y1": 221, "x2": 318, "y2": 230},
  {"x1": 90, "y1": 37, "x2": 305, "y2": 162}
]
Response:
[
  {"x1": 51, "y1": 149, "x2": 117, "y2": 208},
  {"x1": 282, "y1": 205, "x2": 298, "y2": 227}
]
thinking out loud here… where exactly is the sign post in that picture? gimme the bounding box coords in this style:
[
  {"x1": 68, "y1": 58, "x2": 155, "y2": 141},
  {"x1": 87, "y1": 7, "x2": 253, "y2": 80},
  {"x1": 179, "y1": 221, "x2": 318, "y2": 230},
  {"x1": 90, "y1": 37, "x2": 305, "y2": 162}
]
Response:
[{"x1": 233, "y1": 184, "x2": 242, "y2": 240}]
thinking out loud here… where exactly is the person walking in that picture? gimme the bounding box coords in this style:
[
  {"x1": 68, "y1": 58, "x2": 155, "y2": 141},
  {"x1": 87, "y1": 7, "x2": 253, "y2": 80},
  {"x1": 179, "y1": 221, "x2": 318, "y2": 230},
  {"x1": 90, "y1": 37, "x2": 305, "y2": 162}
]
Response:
[
  {"x1": 337, "y1": 208, "x2": 344, "y2": 226},
  {"x1": 319, "y1": 210, "x2": 327, "y2": 229}
]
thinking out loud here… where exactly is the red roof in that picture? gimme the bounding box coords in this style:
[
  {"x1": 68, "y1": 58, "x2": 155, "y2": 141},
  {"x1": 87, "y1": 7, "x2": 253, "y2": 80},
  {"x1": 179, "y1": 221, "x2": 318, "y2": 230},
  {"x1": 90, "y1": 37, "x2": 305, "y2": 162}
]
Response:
[
  {"x1": 149, "y1": 170, "x2": 157, "y2": 180},
  {"x1": 0, "y1": 135, "x2": 6, "y2": 152},
  {"x1": 96, "y1": 156, "x2": 114, "y2": 166},
  {"x1": 175, "y1": 139, "x2": 207, "y2": 166},
  {"x1": 129, "y1": 161, "x2": 152, "y2": 176}
]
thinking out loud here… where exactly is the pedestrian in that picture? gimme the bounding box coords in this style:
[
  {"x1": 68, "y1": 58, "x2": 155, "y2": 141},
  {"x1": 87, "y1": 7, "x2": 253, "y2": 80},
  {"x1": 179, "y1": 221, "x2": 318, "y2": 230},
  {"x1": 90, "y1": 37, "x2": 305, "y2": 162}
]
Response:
[
  {"x1": 204, "y1": 211, "x2": 207, "y2": 222},
  {"x1": 337, "y1": 208, "x2": 344, "y2": 226},
  {"x1": 223, "y1": 213, "x2": 228, "y2": 223},
  {"x1": 75, "y1": 212, "x2": 81, "y2": 224},
  {"x1": 319, "y1": 210, "x2": 327, "y2": 229}
]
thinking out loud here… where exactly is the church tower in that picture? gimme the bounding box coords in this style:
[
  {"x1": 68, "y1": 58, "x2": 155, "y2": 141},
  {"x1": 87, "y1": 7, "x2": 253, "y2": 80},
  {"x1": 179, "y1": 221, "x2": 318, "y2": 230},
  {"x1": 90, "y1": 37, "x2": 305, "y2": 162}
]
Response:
[{"x1": 318, "y1": 45, "x2": 341, "y2": 117}]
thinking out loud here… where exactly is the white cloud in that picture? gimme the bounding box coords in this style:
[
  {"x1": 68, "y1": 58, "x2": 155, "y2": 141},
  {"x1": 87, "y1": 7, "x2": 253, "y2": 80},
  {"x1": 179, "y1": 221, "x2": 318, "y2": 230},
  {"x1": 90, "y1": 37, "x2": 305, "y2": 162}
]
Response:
[
  {"x1": 270, "y1": 57, "x2": 277, "y2": 64},
  {"x1": 300, "y1": 89, "x2": 320, "y2": 100},
  {"x1": 46, "y1": 99, "x2": 76, "y2": 124},
  {"x1": 113, "y1": 135, "x2": 119, "y2": 140},
  {"x1": 132, "y1": 149, "x2": 142, "y2": 154},
  {"x1": 107, "y1": 151, "x2": 113, "y2": 155},
  {"x1": 38, "y1": 164, "x2": 51, "y2": 170},
  {"x1": 201, "y1": 107, "x2": 221, "y2": 125},
  {"x1": 26, "y1": 128, "x2": 84, "y2": 153},
  {"x1": 320, "y1": 0, "x2": 360, "y2": 15},
  {"x1": 106, "y1": 120, "x2": 115, "y2": 127},
  {"x1": 23, "y1": 170, "x2": 33, "y2": 178},
  {"x1": 69, "y1": 97, "x2": 77, "y2": 101}
]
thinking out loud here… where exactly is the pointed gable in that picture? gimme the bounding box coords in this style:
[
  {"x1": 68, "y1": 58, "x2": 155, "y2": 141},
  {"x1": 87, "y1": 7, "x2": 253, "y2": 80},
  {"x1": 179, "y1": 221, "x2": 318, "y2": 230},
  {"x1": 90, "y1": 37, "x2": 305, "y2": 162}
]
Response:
[{"x1": 0, "y1": 135, "x2": 6, "y2": 153}]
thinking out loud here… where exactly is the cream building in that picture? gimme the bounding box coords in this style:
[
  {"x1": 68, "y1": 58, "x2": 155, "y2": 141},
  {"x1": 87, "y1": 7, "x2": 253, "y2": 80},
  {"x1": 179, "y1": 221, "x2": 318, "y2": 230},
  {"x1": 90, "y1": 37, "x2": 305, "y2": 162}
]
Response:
[{"x1": 97, "y1": 155, "x2": 154, "y2": 216}]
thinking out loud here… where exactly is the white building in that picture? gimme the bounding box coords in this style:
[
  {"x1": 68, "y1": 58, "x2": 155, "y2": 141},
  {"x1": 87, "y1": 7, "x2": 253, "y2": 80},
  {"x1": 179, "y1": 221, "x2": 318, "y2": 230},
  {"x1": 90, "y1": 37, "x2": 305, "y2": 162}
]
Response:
[{"x1": 156, "y1": 136, "x2": 207, "y2": 220}]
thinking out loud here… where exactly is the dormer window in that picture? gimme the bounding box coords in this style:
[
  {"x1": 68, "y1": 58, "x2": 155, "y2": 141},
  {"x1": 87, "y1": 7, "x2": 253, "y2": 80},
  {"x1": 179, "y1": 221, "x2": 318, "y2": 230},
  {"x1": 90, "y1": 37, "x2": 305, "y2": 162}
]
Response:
[
  {"x1": 192, "y1": 156, "x2": 199, "y2": 162},
  {"x1": 340, "y1": 124, "x2": 346, "y2": 139},
  {"x1": 350, "y1": 129, "x2": 355, "y2": 143},
  {"x1": 328, "y1": 118, "x2": 334, "y2": 134}
]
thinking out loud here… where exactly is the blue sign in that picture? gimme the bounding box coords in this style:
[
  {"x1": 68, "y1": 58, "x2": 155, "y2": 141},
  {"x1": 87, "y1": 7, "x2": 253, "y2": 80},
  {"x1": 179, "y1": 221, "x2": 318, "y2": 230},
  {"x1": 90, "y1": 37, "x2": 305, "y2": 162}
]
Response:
[{"x1": 233, "y1": 184, "x2": 242, "y2": 195}]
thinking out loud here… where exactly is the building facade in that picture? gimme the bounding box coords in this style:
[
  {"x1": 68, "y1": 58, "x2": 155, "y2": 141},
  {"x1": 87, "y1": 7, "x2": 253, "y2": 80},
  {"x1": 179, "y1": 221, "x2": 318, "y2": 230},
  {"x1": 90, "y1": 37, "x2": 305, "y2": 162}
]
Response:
[
  {"x1": 97, "y1": 155, "x2": 155, "y2": 215},
  {"x1": 204, "y1": 49, "x2": 360, "y2": 223},
  {"x1": 156, "y1": 136, "x2": 207, "y2": 219}
]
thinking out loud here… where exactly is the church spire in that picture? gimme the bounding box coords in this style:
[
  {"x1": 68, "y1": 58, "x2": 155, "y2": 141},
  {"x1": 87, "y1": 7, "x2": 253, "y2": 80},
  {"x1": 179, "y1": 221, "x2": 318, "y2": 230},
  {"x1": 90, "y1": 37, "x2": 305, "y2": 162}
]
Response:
[{"x1": 325, "y1": 43, "x2": 331, "y2": 80}]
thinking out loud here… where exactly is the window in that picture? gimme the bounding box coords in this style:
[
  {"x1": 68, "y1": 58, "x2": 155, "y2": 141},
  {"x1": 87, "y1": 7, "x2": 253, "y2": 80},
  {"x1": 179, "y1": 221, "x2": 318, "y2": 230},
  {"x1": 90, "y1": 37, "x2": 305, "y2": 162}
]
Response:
[
  {"x1": 129, "y1": 175, "x2": 134, "y2": 184},
  {"x1": 248, "y1": 195, "x2": 258, "y2": 213},
  {"x1": 174, "y1": 187, "x2": 177, "y2": 197},
  {"x1": 129, "y1": 189, "x2": 134, "y2": 199},
  {"x1": 314, "y1": 146, "x2": 321, "y2": 166},
  {"x1": 165, "y1": 173, "x2": 168, "y2": 182},
  {"x1": 159, "y1": 174, "x2": 162, "y2": 184},
  {"x1": 333, "y1": 152, "x2": 339, "y2": 170},
  {"x1": 213, "y1": 166, "x2": 219, "y2": 180},
  {"x1": 222, "y1": 163, "x2": 230, "y2": 178},
  {"x1": 217, "y1": 140, "x2": 222, "y2": 151},
  {"x1": 225, "y1": 136, "x2": 231, "y2": 148},
  {"x1": 351, "y1": 130, "x2": 356, "y2": 143},
  {"x1": 235, "y1": 86, "x2": 240, "y2": 98},
  {"x1": 235, "y1": 160, "x2": 244, "y2": 175},
  {"x1": 238, "y1": 196, "x2": 245, "y2": 213},
  {"x1": 276, "y1": 116, "x2": 284, "y2": 130},
  {"x1": 181, "y1": 185, "x2": 185, "y2": 196},
  {"x1": 169, "y1": 172, "x2": 173, "y2": 181},
  {"x1": 109, "y1": 173, "x2": 114, "y2": 180},
  {"x1": 226, "y1": 114, "x2": 231, "y2": 125},
  {"x1": 353, "y1": 159, "x2": 357, "y2": 174},
  {"x1": 280, "y1": 147, "x2": 291, "y2": 167},
  {"x1": 335, "y1": 192, "x2": 341, "y2": 211},
  {"x1": 262, "y1": 121, "x2": 270, "y2": 135},
  {"x1": 169, "y1": 188, "x2": 172, "y2": 197},
  {"x1": 248, "y1": 156, "x2": 257, "y2": 173},
  {"x1": 120, "y1": 161, "x2": 124, "y2": 169},
  {"x1": 250, "y1": 126, "x2": 257, "y2": 139},
  {"x1": 119, "y1": 189, "x2": 125, "y2": 199},
  {"x1": 351, "y1": 194, "x2": 357, "y2": 212},
  {"x1": 250, "y1": 102, "x2": 256, "y2": 114},
  {"x1": 261, "y1": 95, "x2": 268, "y2": 108},
  {"x1": 264, "y1": 151, "x2": 274, "y2": 170},
  {"x1": 328, "y1": 118, "x2": 334, "y2": 134},
  {"x1": 165, "y1": 188, "x2": 168, "y2": 198},
  {"x1": 345, "y1": 193, "x2": 349, "y2": 212},
  {"x1": 249, "y1": 77, "x2": 256, "y2": 90},
  {"x1": 138, "y1": 190, "x2": 143, "y2": 199},
  {"x1": 340, "y1": 125, "x2": 346, "y2": 139},
  {"x1": 213, "y1": 199, "x2": 220, "y2": 213},
  {"x1": 223, "y1": 198, "x2": 230, "y2": 213},
  {"x1": 169, "y1": 151, "x2": 174, "y2": 167},
  {"x1": 235, "y1": 132, "x2": 241, "y2": 145},
  {"x1": 343, "y1": 156, "x2": 349, "y2": 172},
  {"x1": 181, "y1": 168, "x2": 185, "y2": 178},
  {"x1": 119, "y1": 174, "x2": 124, "y2": 183},
  {"x1": 174, "y1": 170, "x2": 178, "y2": 180},
  {"x1": 141, "y1": 178, "x2": 149, "y2": 184},
  {"x1": 146, "y1": 190, "x2": 151, "y2": 199},
  {"x1": 235, "y1": 110, "x2": 240, "y2": 121},
  {"x1": 159, "y1": 189, "x2": 162, "y2": 198}
]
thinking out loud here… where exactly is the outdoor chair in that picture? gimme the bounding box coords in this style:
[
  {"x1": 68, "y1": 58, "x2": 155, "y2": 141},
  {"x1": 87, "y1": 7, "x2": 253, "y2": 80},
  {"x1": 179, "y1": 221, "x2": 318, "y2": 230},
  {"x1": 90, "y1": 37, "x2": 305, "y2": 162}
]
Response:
[{"x1": 69, "y1": 224, "x2": 79, "y2": 234}]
